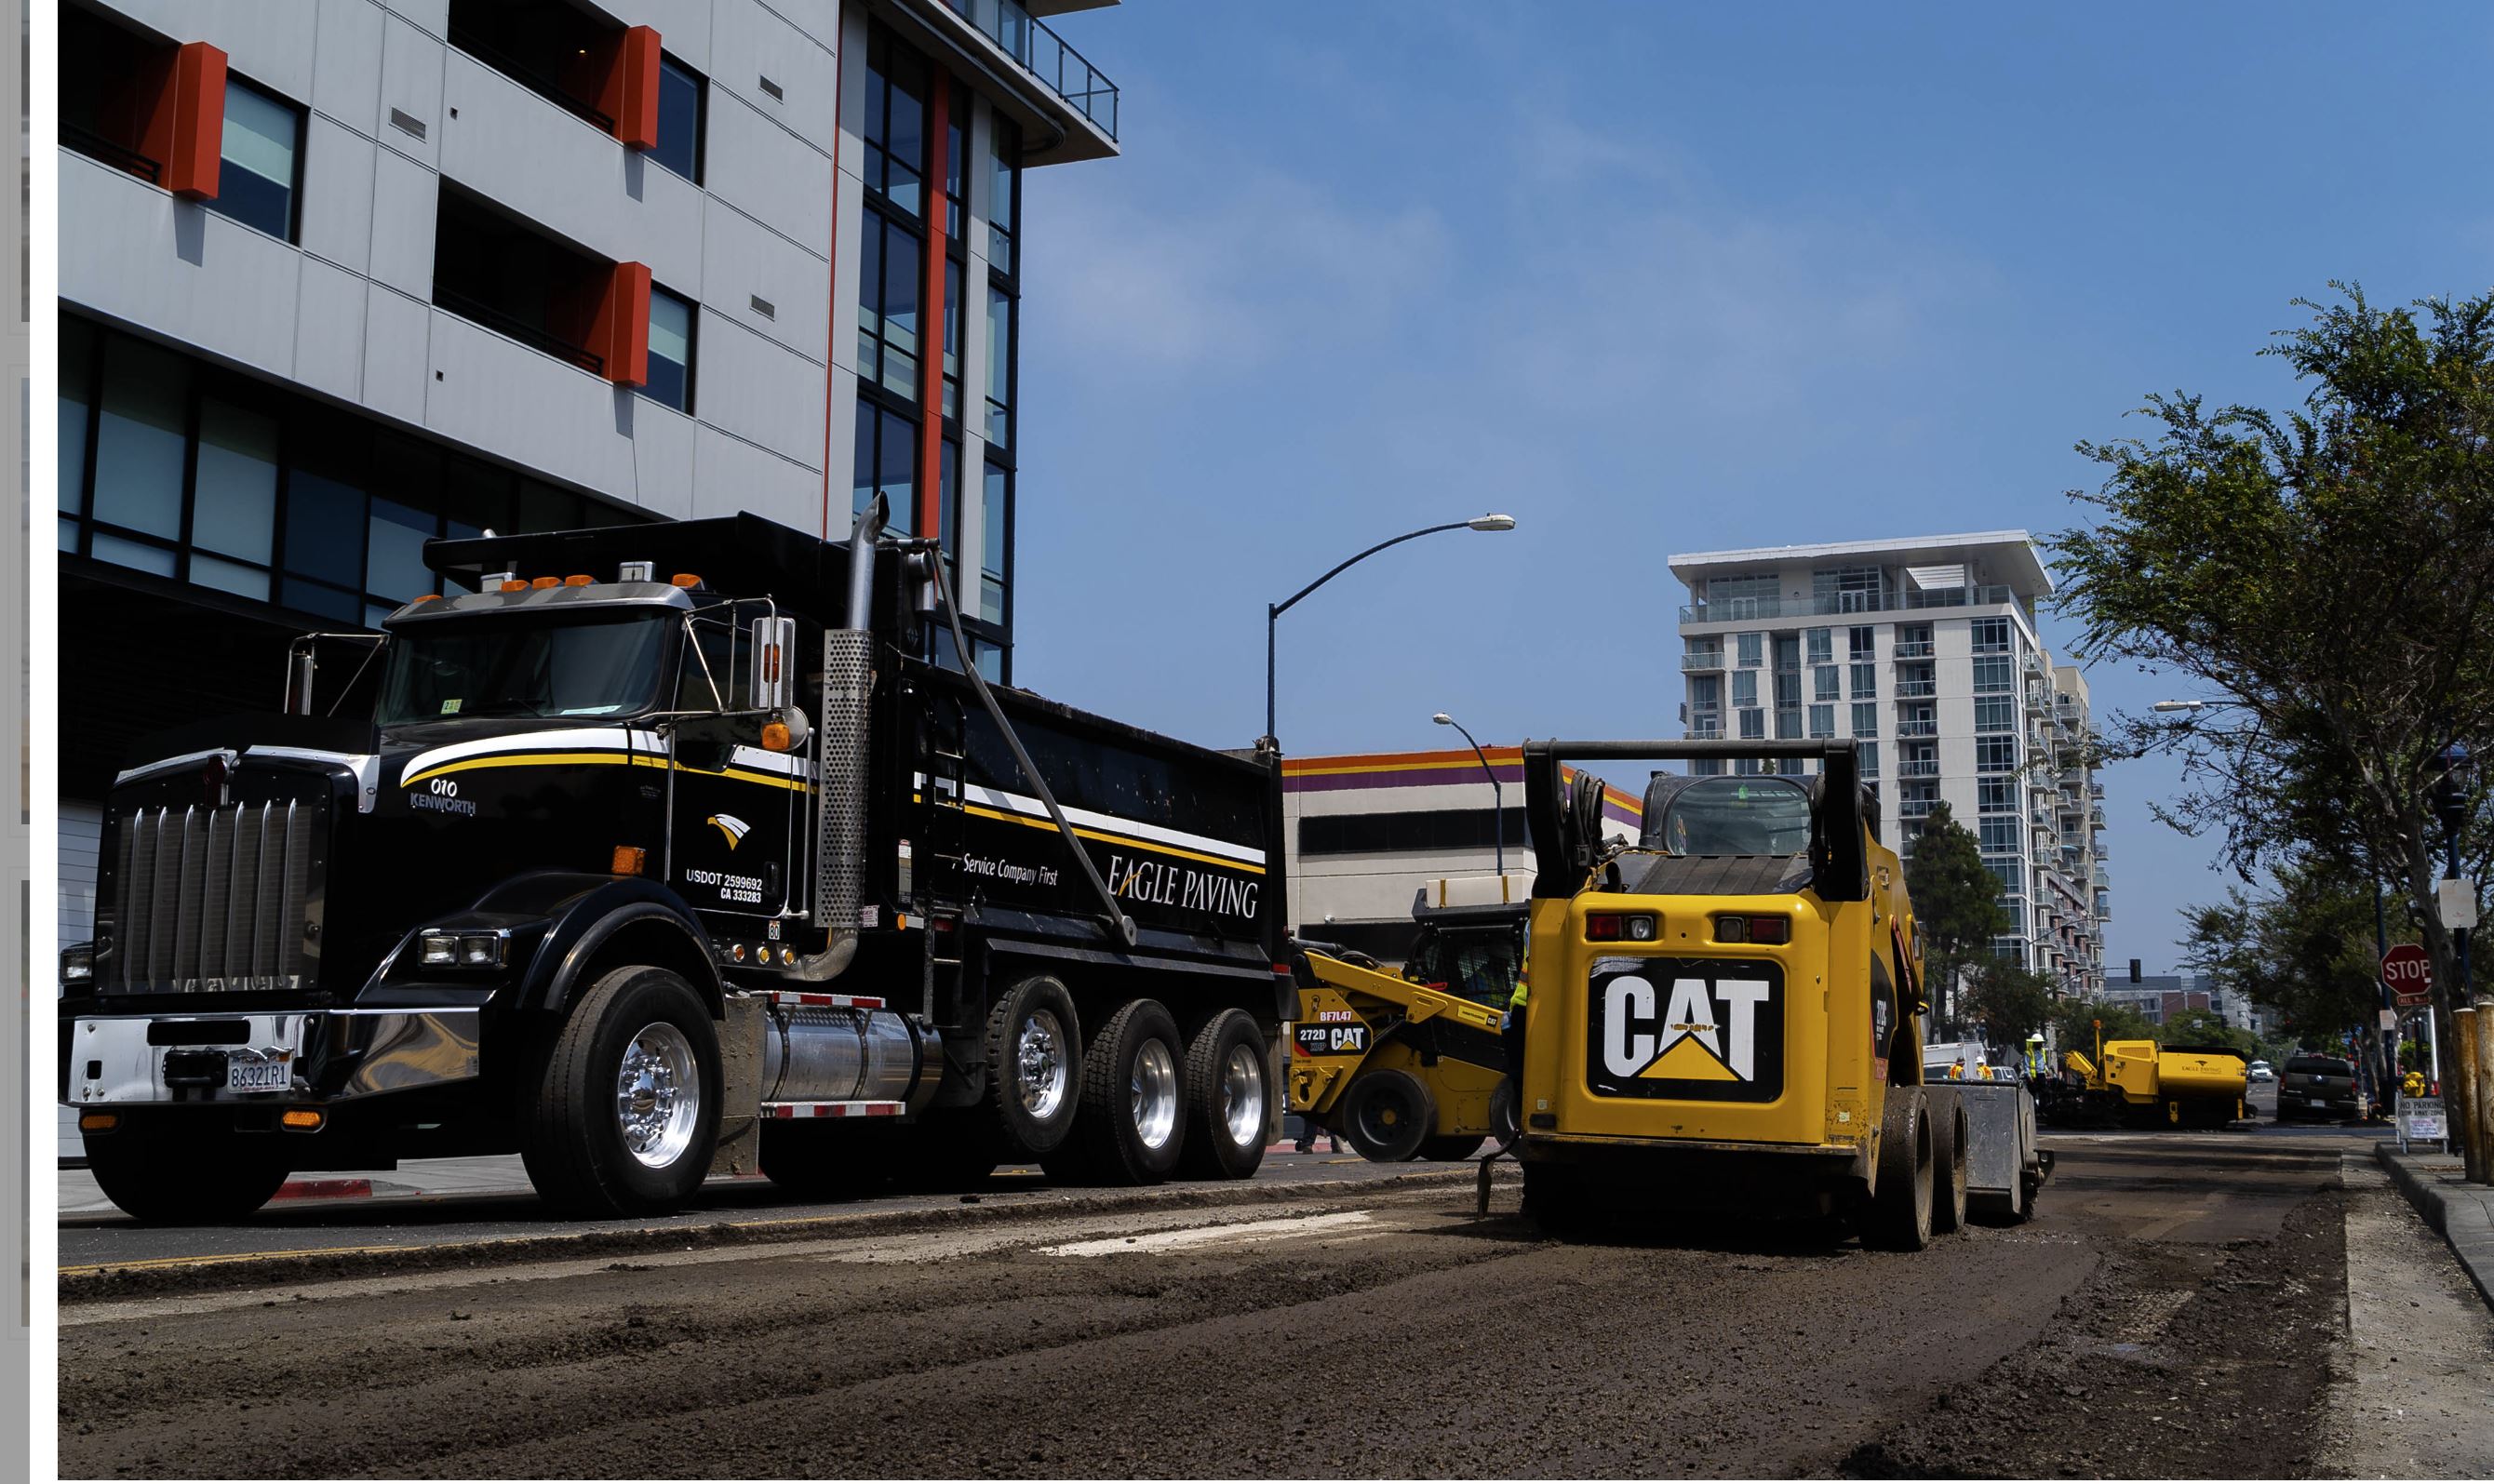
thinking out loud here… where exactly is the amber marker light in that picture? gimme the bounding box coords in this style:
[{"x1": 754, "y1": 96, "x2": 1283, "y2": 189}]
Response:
[
  {"x1": 565, "y1": 574, "x2": 594, "y2": 586},
  {"x1": 280, "y1": 1108, "x2": 326, "y2": 1130},
  {"x1": 531, "y1": 576, "x2": 561, "y2": 590},
  {"x1": 671, "y1": 573, "x2": 702, "y2": 587},
  {"x1": 502, "y1": 580, "x2": 530, "y2": 592},
  {"x1": 611, "y1": 845, "x2": 647, "y2": 876},
  {"x1": 760, "y1": 721, "x2": 792, "y2": 752},
  {"x1": 78, "y1": 1112, "x2": 118, "y2": 1132}
]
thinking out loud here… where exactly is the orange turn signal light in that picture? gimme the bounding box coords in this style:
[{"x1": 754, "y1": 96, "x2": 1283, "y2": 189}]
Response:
[
  {"x1": 531, "y1": 576, "x2": 561, "y2": 590},
  {"x1": 671, "y1": 573, "x2": 701, "y2": 588},
  {"x1": 413, "y1": 593, "x2": 440, "y2": 604},
  {"x1": 280, "y1": 1108, "x2": 326, "y2": 1130},
  {"x1": 760, "y1": 721, "x2": 792, "y2": 753},
  {"x1": 501, "y1": 580, "x2": 530, "y2": 593},
  {"x1": 610, "y1": 845, "x2": 647, "y2": 876},
  {"x1": 565, "y1": 574, "x2": 594, "y2": 587},
  {"x1": 78, "y1": 1112, "x2": 119, "y2": 1133}
]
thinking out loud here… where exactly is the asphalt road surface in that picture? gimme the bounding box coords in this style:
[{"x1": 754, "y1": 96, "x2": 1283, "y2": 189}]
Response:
[{"x1": 60, "y1": 1122, "x2": 2405, "y2": 1478}]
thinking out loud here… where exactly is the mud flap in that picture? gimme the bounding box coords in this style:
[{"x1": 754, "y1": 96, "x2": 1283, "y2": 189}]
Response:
[{"x1": 708, "y1": 994, "x2": 769, "y2": 1178}]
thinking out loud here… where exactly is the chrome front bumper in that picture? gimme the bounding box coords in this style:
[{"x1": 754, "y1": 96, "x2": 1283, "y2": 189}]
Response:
[{"x1": 64, "y1": 1009, "x2": 483, "y2": 1106}]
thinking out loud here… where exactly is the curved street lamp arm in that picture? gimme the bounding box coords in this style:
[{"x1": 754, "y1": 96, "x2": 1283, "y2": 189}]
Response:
[{"x1": 1269, "y1": 521, "x2": 1477, "y2": 621}]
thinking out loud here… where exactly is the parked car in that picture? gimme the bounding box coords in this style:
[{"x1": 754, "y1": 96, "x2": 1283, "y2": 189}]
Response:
[
  {"x1": 2246, "y1": 1060, "x2": 2273, "y2": 1083},
  {"x1": 2277, "y1": 1055, "x2": 2359, "y2": 1120}
]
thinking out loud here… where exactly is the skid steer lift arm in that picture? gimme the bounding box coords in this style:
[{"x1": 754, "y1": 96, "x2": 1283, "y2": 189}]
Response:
[{"x1": 1517, "y1": 738, "x2": 1871, "y2": 903}]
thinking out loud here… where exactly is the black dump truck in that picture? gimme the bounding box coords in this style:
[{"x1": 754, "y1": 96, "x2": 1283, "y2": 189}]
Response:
[{"x1": 60, "y1": 503, "x2": 1288, "y2": 1221}]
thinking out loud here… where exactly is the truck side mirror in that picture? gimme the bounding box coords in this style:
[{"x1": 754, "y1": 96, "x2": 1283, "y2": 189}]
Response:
[{"x1": 751, "y1": 616, "x2": 797, "y2": 711}]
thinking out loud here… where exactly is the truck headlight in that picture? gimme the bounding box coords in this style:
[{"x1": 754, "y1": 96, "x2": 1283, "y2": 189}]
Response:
[
  {"x1": 419, "y1": 930, "x2": 506, "y2": 969},
  {"x1": 60, "y1": 945, "x2": 94, "y2": 985}
]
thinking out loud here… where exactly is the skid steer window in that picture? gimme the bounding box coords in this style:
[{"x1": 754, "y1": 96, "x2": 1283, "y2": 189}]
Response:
[{"x1": 1656, "y1": 777, "x2": 1813, "y2": 856}]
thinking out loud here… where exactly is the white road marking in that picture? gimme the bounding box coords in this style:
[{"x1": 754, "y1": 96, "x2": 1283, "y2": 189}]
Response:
[{"x1": 1038, "y1": 1210, "x2": 1377, "y2": 1257}]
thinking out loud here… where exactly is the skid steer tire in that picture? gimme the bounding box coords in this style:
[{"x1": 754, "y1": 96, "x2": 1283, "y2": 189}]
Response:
[
  {"x1": 1861, "y1": 1086, "x2": 1933, "y2": 1252},
  {"x1": 520, "y1": 965, "x2": 720, "y2": 1218},
  {"x1": 1926, "y1": 1087, "x2": 1968, "y2": 1235},
  {"x1": 1489, "y1": 1076, "x2": 1522, "y2": 1147},
  {"x1": 1175, "y1": 1009, "x2": 1269, "y2": 1181},
  {"x1": 1340, "y1": 1069, "x2": 1432, "y2": 1163},
  {"x1": 1416, "y1": 1135, "x2": 1485, "y2": 1161},
  {"x1": 985, "y1": 975, "x2": 1081, "y2": 1158}
]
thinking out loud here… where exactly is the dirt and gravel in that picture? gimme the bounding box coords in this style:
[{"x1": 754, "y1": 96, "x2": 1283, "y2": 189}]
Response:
[{"x1": 57, "y1": 1132, "x2": 2379, "y2": 1478}]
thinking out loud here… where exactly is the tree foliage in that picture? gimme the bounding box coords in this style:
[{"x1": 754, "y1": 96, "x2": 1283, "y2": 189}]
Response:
[
  {"x1": 2051, "y1": 997, "x2": 2155, "y2": 1064},
  {"x1": 2180, "y1": 865, "x2": 2384, "y2": 1053},
  {"x1": 1966, "y1": 961, "x2": 2056, "y2": 1050},
  {"x1": 2048, "y1": 284, "x2": 2494, "y2": 1172},
  {"x1": 1904, "y1": 802, "x2": 2012, "y2": 1030},
  {"x1": 2160, "y1": 1007, "x2": 2262, "y2": 1059}
]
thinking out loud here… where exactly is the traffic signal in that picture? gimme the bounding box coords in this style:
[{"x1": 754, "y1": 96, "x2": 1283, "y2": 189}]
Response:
[
  {"x1": 2129, "y1": 959, "x2": 2141, "y2": 983},
  {"x1": 2429, "y1": 742, "x2": 2473, "y2": 836}
]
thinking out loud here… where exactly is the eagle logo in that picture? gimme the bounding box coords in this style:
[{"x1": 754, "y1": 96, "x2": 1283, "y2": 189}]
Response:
[{"x1": 706, "y1": 813, "x2": 751, "y2": 849}]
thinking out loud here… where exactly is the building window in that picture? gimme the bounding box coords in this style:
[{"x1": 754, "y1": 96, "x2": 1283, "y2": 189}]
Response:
[
  {"x1": 1774, "y1": 708, "x2": 1802, "y2": 741},
  {"x1": 644, "y1": 286, "x2": 694, "y2": 411},
  {"x1": 1737, "y1": 709, "x2": 1765, "y2": 741},
  {"x1": 1813, "y1": 666, "x2": 1840, "y2": 703},
  {"x1": 1815, "y1": 565, "x2": 1885, "y2": 612},
  {"x1": 857, "y1": 209, "x2": 922, "y2": 400},
  {"x1": 1710, "y1": 574, "x2": 1778, "y2": 617},
  {"x1": 1807, "y1": 704, "x2": 1834, "y2": 739},
  {"x1": 1731, "y1": 671, "x2": 1758, "y2": 709},
  {"x1": 1849, "y1": 625, "x2": 1875, "y2": 660},
  {"x1": 1894, "y1": 622, "x2": 1933, "y2": 659},
  {"x1": 979, "y1": 461, "x2": 1011, "y2": 629},
  {"x1": 1803, "y1": 627, "x2": 1831, "y2": 665},
  {"x1": 1973, "y1": 655, "x2": 2013, "y2": 694},
  {"x1": 985, "y1": 283, "x2": 1013, "y2": 448},
  {"x1": 851, "y1": 396, "x2": 916, "y2": 536},
  {"x1": 650, "y1": 55, "x2": 704, "y2": 182},
  {"x1": 1851, "y1": 702, "x2": 1878, "y2": 739},
  {"x1": 942, "y1": 258, "x2": 964, "y2": 421},
  {"x1": 1979, "y1": 778, "x2": 2018, "y2": 812},
  {"x1": 1857, "y1": 742, "x2": 1879, "y2": 778},
  {"x1": 1736, "y1": 631, "x2": 1763, "y2": 667},
  {"x1": 1975, "y1": 696, "x2": 2014, "y2": 733},
  {"x1": 1970, "y1": 616, "x2": 2010, "y2": 654},
  {"x1": 205, "y1": 76, "x2": 302, "y2": 241},
  {"x1": 432, "y1": 184, "x2": 616, "y2": 375},
  {"x1": 60, "y1": 315, "x2": 642, "y2": 622},
  {"x1": 864, "y1": 24, "x2": 929, "y2": 216},
  {"x1": 986, "y1": 112, "x2": 1019, "y2": 274},
  {"x1": 1894, "y1": 661, "x2": 1936, "y2": 699},
  {"x1": 1979, "y1": 819, "x2": 2021, "y2": 854},
  {"x1": 1849, "y1": 661, "x2": 1877, "y2": 699},
  {"x1": 1897, "y1": 702, "x2": 1937, "y2": 738},
  {"x1": 1978, "y1": 736, "x2": 2018, "y2": 773}
]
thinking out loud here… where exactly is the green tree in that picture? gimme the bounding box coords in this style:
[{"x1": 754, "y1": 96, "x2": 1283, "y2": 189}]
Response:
[
  {"x1": 2049, "y1": 285, "x2": 2494, "y2": 1178},
  {"x1": 2181, "y1": 866, "x2": 2384, "y2": 1053},
  {"x1": 1966, "y1": 960, "x2": 2056, "y2": 1052},
  {"x1": 2161, "y1": 1007, "x2": 2261, "y2": 1058},
  {"x1": 2051, "y1": 997, "x2": 2155, "y2": 1067},
  {"x1": 1904, "y1": 801, "x2": 2012, "y2": 1037}
]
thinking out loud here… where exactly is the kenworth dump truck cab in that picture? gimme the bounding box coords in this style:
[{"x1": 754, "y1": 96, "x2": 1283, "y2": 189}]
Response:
[
  {"x1": 60, "y1": 505, "x2": 1288, "y2": 1221},
  {"x1": 1509, "y1": 739, "x2": 2047, "y2": 1246}
]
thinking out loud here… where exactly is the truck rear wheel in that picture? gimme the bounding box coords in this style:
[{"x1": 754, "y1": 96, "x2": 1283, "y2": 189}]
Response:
[
  {"x1": 1340, "y1": 1069, "x2": 1433, "y2": 1163},
  {"x1": 84, "y1": 1116, "x2": 291, "y2": 1225},
  {"x1": 985, "y1": 975, "x2": 1081, "y2": 1157},
  {"x1": 1175, "y1": 1009, "x2": 1268, "y2": 1180},
  {"x1": 1927, "y1": 1087, "x2": 1968, "y2": 1235},
  {"x1": 1045, "y1": 998, "x2": 1187, "y2": 1186},
  {"x1": 1861, "y1": 1086, "x2": 1933, "y2": 1251},
  {"x1": 521, "y1": 965, "x2": 721, "y2": 1217}
]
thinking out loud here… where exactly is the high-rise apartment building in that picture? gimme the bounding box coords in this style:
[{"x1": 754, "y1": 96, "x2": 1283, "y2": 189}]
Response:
[
  {"x1": 1669, "y1": 532, "x2": 2108, "y2": 996},
  {"x1": 53, "y1": 0, "x2": 1118, "y2": 1150}
]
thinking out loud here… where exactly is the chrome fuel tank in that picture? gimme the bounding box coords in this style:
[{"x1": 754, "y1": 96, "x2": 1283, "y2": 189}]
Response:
[{"x1": 759, "y1": 1002, "x2": 934, "y2": 1106}]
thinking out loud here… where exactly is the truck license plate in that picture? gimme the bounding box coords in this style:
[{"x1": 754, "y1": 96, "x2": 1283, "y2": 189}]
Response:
[
  {"x1": 226, "y1": 1055, "x2": 290, "y2": 1093},
  {"x1": 2308, "y1": 1096, "x2": 2327, "y2": 1107}
]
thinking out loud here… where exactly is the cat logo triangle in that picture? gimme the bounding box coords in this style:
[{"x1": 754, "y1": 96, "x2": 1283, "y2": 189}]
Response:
[{"x1": 1641, "y1": 1034, "x2": 1741, "y2": 1082}]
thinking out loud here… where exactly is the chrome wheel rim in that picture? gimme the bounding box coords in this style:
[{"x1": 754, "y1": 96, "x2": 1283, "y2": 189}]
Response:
[
  {"x1": 1016, "y1": 1008, "x2": 1069, "y2": 1122},
  {"x1": 616, "y1": 1021, "x2": 700, "y2": 1170},
  {"x1": 1132, "y1": 1038, "x2": 1178, "y2": 1151},
  {"x1": 1220, "y1": 1043, "x2": 1265, "y2": 1148}
]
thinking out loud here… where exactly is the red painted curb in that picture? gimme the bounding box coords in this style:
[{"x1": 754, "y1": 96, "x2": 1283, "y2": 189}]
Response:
[{"x1": 272, "y1": 1177, "x2": 373, "y2": 1202}]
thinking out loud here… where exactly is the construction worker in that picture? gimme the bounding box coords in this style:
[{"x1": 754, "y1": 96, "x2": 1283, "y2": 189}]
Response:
[
  {"x1": 1948, "y1": 1057, "x2": 1965, "y2": 1081},
  {"x1": 1977, "y1": 1061, "x2": 1993, "y2": 1081},
  {"x1": 2026, "y1": 1033, "x2": 2047, "y2": 1077}
]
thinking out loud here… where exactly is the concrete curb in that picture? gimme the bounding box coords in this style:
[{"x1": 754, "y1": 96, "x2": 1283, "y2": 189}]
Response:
[{"x1": 2374, "y1": 1143, "x2": 2494, "y2": 1314}]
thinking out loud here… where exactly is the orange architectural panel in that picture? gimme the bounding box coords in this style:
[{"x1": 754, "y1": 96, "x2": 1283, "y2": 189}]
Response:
[
  {"x1": 148, "y1": 41, "x2": 227, "y2": 199},
  {"x1": 607, "y1": 26, "x2": 662, "y2": 151},
  {"x1": 595, "y1": 261, "x2": 653, "y2": 386}
]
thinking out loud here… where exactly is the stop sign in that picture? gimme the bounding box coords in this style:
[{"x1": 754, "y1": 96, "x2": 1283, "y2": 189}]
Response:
[{"x1": 2382, "y1": 944, "x2": 2434, "y2": 1007}]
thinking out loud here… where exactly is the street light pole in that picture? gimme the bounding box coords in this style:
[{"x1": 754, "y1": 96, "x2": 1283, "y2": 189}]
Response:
[
  {"x1": 1433, "y1": 712, "x2": 1504, "y2": 877},
  {"x1": 1261, "y1": 515, "x2": 1516, "y2": 749}
]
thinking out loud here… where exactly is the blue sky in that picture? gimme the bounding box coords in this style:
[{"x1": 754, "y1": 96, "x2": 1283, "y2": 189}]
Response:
[{"x1": 1006, "y1": 2, "x2": 2494, "y2": 974}]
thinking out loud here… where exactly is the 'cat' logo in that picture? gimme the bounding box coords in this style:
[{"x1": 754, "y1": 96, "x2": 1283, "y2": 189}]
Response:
[
  {"x1": 707, "y1": 813, "x2": 751, "y2": 849},
  {"x1": 1584, "y1": 958, "x2": 1785, "y2": 1103}
]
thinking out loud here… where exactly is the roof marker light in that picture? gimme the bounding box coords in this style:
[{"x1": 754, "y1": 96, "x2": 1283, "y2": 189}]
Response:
[
  {"x1": 502, "y1": 580, "x2": 530, "y2": 593},
  {"x1": 531, "y1": 576, "x2": 561, "y2": 590},
  {"x1": 671, "y1": 573, "x2": 702, "y2": 588},
  {"x1": 564, "y1": 574, "x2": 594, "y2": 587}
]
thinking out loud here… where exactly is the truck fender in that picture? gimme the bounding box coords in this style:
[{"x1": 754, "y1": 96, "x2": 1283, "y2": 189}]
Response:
[{"x1": 470, "y1": 873, "x2": 725, "y2": 1020}]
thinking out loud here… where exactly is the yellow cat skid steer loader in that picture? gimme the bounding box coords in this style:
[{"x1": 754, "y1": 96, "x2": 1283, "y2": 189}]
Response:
[{"x1": 1509, "y1": 739, "x2": 2049, "y2": 1246}]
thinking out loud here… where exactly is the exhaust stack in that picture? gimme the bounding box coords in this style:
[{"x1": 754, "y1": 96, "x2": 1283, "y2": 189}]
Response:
[{"x1": 795, "y1": 498, "x2": 883, "y2": 981}]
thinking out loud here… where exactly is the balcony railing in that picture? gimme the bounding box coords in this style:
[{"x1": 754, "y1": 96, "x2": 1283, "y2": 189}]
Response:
[
  {"x1": 1892, "y1": 641, "x2": 1934, "y2": 659},
  {"x1": 1894, "y1": 679, "x2": 1937, "y2": 699},
  {"x1": 433, "y1": 286, "x2": 605, "y2": 375},
  {"x1": 1896, "y1": 719, "x2": 1938, "y2": 738},
  {"x1": 946, "y1": 0, "x2": 1120, "y2": 140},
  {"x1": 1898, "y1": 798, "x2": 1938, "y2": 820},
  {"x1": 1681, "y1": 650, "x2": 1725, "y2": 671},
  {"x1": 1685, "y1": 726, "x2": 1724, "y2": 741},
  {"x1": 1897, "y1": 759, "x2": 1940, "y2": 778},
  {"x1": 1678, "y1": 584, "x2": 2022, "y2": 625},
  {"x1": 63, "y1": 124, "x2": 161, "y2": 183}
]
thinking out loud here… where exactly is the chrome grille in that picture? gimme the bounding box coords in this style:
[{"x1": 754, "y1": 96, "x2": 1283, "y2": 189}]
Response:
[{"x1": 106, "y1": 799, "x2": 320, "y2": 993}]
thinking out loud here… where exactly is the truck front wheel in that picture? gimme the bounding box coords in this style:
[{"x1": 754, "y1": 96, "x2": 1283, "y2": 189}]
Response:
[
  {"x1": 521, "y1": 965, "x2": 721, "y2": 1217},
  {"x1": 84, "y1": 1116, "x2": 291, "y2": 1225},
  {"x1": 1175, "y1": 1009, "x2": 1268, "y2": 1181}
]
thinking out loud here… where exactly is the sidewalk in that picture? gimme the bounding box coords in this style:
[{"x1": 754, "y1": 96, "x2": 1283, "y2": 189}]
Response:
[{"x1": 2374, "y1": 1143, "x2": 2494, "y2": 1312}]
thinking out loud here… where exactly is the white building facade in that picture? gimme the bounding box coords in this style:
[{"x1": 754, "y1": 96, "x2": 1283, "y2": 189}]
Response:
[{"x1": 1668, "y1": 532, "x2": 2109, "y2": 996}]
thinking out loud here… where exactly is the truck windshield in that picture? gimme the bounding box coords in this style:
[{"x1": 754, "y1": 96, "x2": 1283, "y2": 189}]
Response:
[
  {"x1": 1656, "y1": 777, "x2": 1814, "y2": 856},
  {"x1": 376, "y1": 610, "x2": 674, "y2": 725}
]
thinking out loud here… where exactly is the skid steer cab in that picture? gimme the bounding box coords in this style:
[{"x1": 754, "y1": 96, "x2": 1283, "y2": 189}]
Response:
[
  {"x1": 1290, "y1": 887, "x2": 1525, "y2": 1162},
  {"x1": 1509, "y1": 739, "x2": 2047, "y2": 1247}
]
